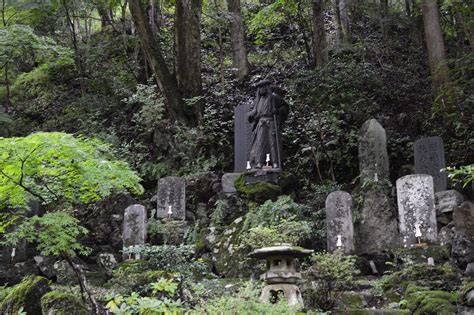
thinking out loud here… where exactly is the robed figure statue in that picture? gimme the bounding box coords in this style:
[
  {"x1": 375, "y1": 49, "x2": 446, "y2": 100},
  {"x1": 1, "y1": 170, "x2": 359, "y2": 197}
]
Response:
[{"x1": 248, "y1": 80, "x2": 289, "y2": 169}]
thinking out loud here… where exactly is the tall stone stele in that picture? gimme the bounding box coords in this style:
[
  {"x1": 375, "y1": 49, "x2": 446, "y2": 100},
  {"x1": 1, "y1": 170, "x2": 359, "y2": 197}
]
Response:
[
  {"x1": 355, "y1": 119, "x2": 399, "y2": 254},
  {"x1": 122, "y1": 204, "x2": 147, "y2": 259},
  {"x1": 414, "y1": 136, "x2": 447, "y2": 192},
  {"x1": 397, "y1": 174, "x2": 437, "y2": 247},
  {"x1": 326, "y1": 191, "x2": 354, "y2": 254}
]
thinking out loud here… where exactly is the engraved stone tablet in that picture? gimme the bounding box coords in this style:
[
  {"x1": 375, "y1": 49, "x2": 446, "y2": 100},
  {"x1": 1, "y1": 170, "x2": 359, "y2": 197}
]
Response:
[
  {"x1": 156, "y1": 176, "x2": 186, "y2": 220},
  {"x1": 358, "y1": 119, "x2": 389, "y2": 182},
  {"x1": 326, "y1": 191, "x2": 354, "y2": 254},
  {"x1": 397, "y1": 174, "x2": 437, "y2": 247},
  {"x1": 123, "y1": 204, "x2": 147, "y2": 258},
  {"x1": 414, "y1": 136, "x2": 446, "y2": 192}
]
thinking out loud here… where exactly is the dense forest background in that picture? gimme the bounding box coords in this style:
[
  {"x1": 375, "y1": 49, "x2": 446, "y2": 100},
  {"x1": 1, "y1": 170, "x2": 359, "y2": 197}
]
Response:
[
  {"x1": 0, "y1": 0, "x2": 473, "y2": 313},
  {"x1": 1, "y1": 0, "x2": 472, "y2": 190}
]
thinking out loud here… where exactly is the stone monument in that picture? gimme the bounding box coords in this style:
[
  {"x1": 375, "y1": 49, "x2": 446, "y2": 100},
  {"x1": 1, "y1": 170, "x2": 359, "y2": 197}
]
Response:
[
  {"x1": 397, "y1": 174, "x2": 437, "y2": 247},
  {"x1": 156, "y1": 176, "x2": 186, "y2": 220},
  {"x1": 122, "y1": 204, "x2": 147, "y2": 259},
  {"x1": 249, "y1": 245, "x2": 313, "y2": 308},
  {"x1": 355, "y1": 119, "x2": 399, "y2": 253},
  {"x1": 325, "y1": 191, "x2": 354, "y2": 254},
  {"x1": 414, "y1": 136, "x2": 447, "y2": 192}
]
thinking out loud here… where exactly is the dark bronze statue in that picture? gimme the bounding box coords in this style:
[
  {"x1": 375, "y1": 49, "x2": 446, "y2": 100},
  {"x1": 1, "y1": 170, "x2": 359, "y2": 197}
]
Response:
[{"x1": 248, "y1": 80, "x2": 289, "y2": 169}]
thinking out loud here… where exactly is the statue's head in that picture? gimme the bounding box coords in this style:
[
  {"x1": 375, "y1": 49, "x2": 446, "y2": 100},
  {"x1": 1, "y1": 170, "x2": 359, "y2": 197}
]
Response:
[{"x1": 256, "y1": 79, "x2": 272, "y2": 96}]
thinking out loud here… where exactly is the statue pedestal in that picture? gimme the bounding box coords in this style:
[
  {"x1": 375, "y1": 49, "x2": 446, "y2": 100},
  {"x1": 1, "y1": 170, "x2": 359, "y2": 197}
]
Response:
[{"x1": 244, "y1": 168, "x2": 281, "y2": 185}]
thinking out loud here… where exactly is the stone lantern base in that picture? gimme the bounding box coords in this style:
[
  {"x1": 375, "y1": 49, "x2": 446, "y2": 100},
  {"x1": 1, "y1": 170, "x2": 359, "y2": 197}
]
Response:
[{"x1": 260, "y1": 283, "x2": 303, "y2": 308}]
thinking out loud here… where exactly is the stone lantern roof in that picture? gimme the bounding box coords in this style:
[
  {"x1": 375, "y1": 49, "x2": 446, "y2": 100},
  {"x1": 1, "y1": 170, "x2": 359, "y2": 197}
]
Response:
[{"x1": 249, "y1": 244, "x2": 314, "y2": 260}]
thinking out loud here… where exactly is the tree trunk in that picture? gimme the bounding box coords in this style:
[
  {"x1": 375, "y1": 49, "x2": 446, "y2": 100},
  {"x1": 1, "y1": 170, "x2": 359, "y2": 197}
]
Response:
[
  {"x1": 129, "y1": 0, "x2": 190, "y2": 125},
  {"x1": 63, "y1": 254, "x2": 101, "y2": 314},
  {"x1": 421, "y1": 0, "x2": 450, "y2": 96},
  {"x1": 380, "y1": 0, "x2": 389, "y2": 41},
  {"x1": 175, "y1": 0, "x2": 202, "y2": 98},
  {"x1": 312, "y1": 0, "x2": 328, "y2": 68},
  {"x1": 226, "y1": 0, "x2": 250, "y2": 79},
  {"x1": 338, "y1": 0, "x2": 350, "y2": 43}
]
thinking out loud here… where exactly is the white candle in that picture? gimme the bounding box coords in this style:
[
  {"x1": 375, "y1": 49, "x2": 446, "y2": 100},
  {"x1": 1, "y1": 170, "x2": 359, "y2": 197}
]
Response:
[
  {"x1": 246, "y1": 161, "x2": 251, "y2": 170},
  {"x1": 415, "y1": 223, "x2": 422, "y2": 238},
  {"x1": 266, "y1": 154, "x2": 270, "y2": 162},
  {"x1": 168, "y1": 206, "x2": 173, "y2": 215},
  {"x1": 374, "y1": 173, "x2": 378, "y2": 182},
  {"x1": 336, "y1": 235, "x2": 343, "y2": 248}
]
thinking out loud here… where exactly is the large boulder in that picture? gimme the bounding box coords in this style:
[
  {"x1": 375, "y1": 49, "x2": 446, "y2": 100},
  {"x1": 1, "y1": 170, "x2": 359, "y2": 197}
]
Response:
[
  {"x1": 452, "y1": 201, "x2": 474, "y2": 269},
  {"x1": 0, "y1": 276, "x2": 51, "y2": 314},
  {"x1": 453, "y1": 201, "x2": 474, "y2": 238},
  {"x1": 41, "y1": 291, "x2": 88, "y2": 315}
]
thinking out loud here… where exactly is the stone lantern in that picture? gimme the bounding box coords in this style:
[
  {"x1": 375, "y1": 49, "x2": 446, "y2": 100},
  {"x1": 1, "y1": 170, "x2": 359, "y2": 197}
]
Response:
[{"x1": 249, "y1": 244, "x2": 313, "y2": 307}]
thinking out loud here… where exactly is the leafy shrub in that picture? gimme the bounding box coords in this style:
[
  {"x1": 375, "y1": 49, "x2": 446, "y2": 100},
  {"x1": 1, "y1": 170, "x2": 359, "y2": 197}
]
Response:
[
  {"x1": 193, "y1": 280, "x2": 298, "y2": 314},
  {"x1": 305, "y1": 251, "x2": 359, "y2": 311},
  {"x1": 0, "y1": 132, "x2": 143, "y2": 210},
  {"x1": 123, "y1": 245, "x2": 209, "y2": 277}
]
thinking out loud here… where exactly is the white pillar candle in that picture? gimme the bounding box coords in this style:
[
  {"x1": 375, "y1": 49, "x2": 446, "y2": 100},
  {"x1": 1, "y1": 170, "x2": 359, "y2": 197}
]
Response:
[{"x1": 246, "y1": 161, "x2": 251, "y2": 170}]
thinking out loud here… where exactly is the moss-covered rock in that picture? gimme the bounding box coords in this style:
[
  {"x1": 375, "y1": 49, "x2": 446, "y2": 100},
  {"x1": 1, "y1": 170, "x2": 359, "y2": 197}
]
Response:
[
  {"x1": 339, "y1": 291, "x2": 367, "y2": 309},
  {"x1": 211, "y1": 216, "x2": 262, "y2": 278},
  {"x1": 381, "y1": 263, "x2": 460, "y2": 294},
  {"x1": 404, "y1": 289, "x2": 457, "y2": 315},
  {"x1": 395, "y1": 245, "x2": 450, "y2": 265},
  {"x1": 235, "y1": 173, "x2": 281, "y2": 202},
  {"x1": 40, "y1": 291, "x2": 88, "y2": 315},
  {"x1": 0, "y1": 275, "x2": 51, "y2": 314}
]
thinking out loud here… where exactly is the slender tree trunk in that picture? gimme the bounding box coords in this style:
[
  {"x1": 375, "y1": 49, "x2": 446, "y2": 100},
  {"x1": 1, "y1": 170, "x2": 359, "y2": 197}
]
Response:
[
  {"x1": 380, "y1": 0, "x2": 389, "y2": 41},
  {"x1": 405, "y1": 0, "x2": 411, "y2": 16},
  {"x1": 174, "y1": 0, "x2": 202, "y2": 98},
  {"x1": 312, "y1": 0, "x2": 328, "y2": 68},
  {"x1": 296, "y1": 1, "x2": 312, "y2": 65},
  {"x1": 421, "y1": 0, "x2": 450, "y2": 97},
  {"x1": 338, "y1": 0, "x2": 350, "y2": 43},
  {"x1": 129, "y1": 0, "x2": 191, "y2": 125},
  {"x1": 63, "y1": 254, "x2": 101, "y2": 314},
  {"x1": 62, "y1": 0, "x2": 85, "y2": 94},
  {"x1": 3, "y1": 60, "x2": 11, "y2": 111},
  {"x1": 227, "y1": 0, "x2": 250, "y2": 79}
]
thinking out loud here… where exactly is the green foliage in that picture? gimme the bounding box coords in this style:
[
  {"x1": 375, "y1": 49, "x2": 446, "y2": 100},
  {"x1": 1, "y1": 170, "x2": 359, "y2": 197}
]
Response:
[
  {"x1": 0, "y1": 24, "x2": 73, "y2": 80},
  {"x1": 445, "y1": 164, "x2": 474, "y2": 188},
  {"x1": 241, "y1": 220, "x2": 312, "y2": 248},
  {"x1": 40, "y1": 291, "x2": 88, "y2": 315},
  {"x1": 403, "y1": 288, "x2": 457, "y2": 315},
  {"x1": 2, "y1": 212, "x2": 92, "y2": 257},
  {"x1": 305, "y1": 251, "x2": 359, "y2": 311},
  {"x1": 247, "y1": 0, "x2": 299, "y2": 44},
  {"x1": 0, "y1": 132, "x2": 143, "y2": 210},
  {"x1": 193, "y1": 280, "x2": 298, "y2": 314},
  {"x1": 0, "y1": 275, "x2": 50, "y2": 314},
  {"x1": 123, "y1": 245, "x2": 208, "y2": 277},
  {"x1": 239, "y1": 195, "x2": 314, "y2": 248},
  {"x1": 106, "y1": 291, "x2": 184, "y2": 315}
]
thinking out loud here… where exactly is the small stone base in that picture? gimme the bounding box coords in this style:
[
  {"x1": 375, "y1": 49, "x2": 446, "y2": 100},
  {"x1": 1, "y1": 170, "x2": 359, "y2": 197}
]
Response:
[
  {"x1": 245, "y1": 169, "x2": 281, "y2": 184},
  {"x1": 260, "y1": 283, "x2": 303, "y2": 308}
]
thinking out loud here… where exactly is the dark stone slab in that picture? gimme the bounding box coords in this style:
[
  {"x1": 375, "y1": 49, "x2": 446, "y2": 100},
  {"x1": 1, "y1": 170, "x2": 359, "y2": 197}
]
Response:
[
  {"x1": 326, "y1": 191, "x2": 354, "y2": 254},
  {"x1": 156, "y1": 176, "x2": 186, "y2": 220},
  {"x1": 122, "y1": 204, "x2": 147, "y2": 253},
  {"x1": 234, "y1": 104, "x2": 253, "y2": 173},
  {"x1": 414, "y1": 136, "x2": 447, "y2": 192}
]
